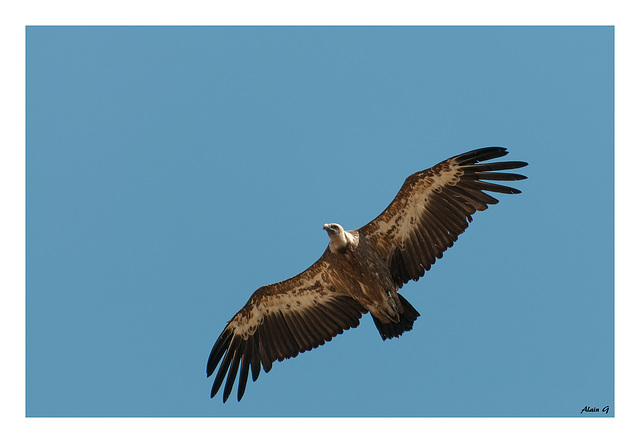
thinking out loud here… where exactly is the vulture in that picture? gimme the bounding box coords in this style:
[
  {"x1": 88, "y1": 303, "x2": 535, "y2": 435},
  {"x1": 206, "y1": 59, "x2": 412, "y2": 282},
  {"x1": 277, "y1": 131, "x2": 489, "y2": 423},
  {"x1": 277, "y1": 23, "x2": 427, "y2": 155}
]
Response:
[{"x1": 207, "y1": 147, "x2": 527, "y2": 402}]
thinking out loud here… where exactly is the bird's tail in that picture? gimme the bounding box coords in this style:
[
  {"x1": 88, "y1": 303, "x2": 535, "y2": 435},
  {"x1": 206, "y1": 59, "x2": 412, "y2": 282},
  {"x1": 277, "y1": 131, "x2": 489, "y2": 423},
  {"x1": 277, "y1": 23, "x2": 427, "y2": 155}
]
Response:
[{"x1": 372, "y1": 294, "x2": 420, "y2": 340}]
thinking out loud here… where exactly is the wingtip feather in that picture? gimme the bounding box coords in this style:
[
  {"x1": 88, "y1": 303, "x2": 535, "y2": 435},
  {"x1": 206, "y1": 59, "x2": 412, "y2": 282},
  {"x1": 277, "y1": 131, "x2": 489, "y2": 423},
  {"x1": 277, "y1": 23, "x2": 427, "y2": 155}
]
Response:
[{"x1": 453, "y1": 147, "x2": 508, "y2": 165}]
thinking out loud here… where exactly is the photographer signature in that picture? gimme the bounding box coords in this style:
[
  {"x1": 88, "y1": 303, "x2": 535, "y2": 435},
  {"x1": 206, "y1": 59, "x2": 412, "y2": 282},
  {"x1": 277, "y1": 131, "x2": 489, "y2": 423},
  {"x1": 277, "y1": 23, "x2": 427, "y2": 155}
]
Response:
[{"x1": 580, "y1": 405, "x2": 610, "y2": 415}]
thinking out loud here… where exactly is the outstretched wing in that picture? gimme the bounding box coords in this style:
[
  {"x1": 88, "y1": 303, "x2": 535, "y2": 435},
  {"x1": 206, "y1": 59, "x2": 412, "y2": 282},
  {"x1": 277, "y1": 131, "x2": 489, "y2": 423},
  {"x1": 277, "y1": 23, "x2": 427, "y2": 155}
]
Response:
[
  {"x1": 358, "y1": 147, "x2": 527, "y2": 287},
  {"x1": 206, "y1": 254, "x2": 367, "y2": 402}
]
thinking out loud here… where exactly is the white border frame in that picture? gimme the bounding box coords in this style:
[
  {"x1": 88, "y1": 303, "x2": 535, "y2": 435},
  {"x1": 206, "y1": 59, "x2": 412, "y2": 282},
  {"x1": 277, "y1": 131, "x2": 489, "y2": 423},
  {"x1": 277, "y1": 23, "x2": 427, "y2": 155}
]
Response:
[{"x1": 3, "y1": 2, "x2": 637, "y2": 442}]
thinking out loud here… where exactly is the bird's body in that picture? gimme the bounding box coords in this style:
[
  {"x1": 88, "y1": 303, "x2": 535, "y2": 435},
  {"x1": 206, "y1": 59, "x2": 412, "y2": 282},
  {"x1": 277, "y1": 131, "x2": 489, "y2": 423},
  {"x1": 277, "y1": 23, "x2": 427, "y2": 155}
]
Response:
[
  {"x1": 322, "y1": 226, "x2": 414, "y2": 327},
  {"x1": 207, "y1": 147, "x2": 528, "y2": 402}
]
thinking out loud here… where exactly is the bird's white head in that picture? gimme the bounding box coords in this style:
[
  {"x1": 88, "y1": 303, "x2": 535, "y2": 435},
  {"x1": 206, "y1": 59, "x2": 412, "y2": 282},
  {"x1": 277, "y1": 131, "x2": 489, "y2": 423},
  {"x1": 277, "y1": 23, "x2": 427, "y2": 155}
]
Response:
[
  {"x1": 323, "y1": 223, "x2": 355, "y2": 253},
  {"x1": 323, "y1": 223, "x2": 343, "y2": 236}
]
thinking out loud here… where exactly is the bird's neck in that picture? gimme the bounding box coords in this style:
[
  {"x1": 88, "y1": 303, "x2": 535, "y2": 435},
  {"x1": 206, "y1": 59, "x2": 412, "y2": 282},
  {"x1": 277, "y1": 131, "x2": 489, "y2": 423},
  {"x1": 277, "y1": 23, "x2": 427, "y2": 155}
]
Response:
[{"x1": 329, "y1": 230, "x2": 357, "y2": 253}]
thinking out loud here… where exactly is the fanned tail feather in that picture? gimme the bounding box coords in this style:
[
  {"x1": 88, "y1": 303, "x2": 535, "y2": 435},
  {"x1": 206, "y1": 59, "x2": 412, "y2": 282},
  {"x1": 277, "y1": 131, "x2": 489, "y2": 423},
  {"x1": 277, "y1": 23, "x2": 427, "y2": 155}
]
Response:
[{"x1": 372, "y1": 294, "x2": 420, "y2": 340}]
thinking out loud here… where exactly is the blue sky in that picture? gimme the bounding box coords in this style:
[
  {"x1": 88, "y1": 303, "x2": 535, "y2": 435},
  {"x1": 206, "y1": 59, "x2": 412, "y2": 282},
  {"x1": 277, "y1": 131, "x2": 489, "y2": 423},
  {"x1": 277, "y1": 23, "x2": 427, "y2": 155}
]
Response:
[{"x1": 25, "y1": 26, "x2": 613, "y2": 417}]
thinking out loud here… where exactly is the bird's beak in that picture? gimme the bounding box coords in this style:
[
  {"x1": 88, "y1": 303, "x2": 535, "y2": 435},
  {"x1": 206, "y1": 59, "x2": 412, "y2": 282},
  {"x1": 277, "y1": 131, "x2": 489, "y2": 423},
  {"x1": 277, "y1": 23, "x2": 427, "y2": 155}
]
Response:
[{"x1": 323, "y1": 224, "x2": 331, "y2": 232}]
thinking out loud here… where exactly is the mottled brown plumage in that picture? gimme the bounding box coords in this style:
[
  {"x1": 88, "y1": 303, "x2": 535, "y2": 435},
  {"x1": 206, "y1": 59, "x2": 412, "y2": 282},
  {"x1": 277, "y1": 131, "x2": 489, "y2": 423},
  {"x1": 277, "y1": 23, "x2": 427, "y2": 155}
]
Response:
[{"x1": 207, "y1": 147, "x2": 527, "y2": 402}]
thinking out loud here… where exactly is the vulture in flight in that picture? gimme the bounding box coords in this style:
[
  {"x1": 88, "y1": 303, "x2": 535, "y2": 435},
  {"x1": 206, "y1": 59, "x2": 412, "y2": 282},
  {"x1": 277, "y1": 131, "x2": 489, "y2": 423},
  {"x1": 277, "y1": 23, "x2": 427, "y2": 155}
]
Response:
[{"x1": 207, "y1": 147, "x2": 527, "y2": 402}]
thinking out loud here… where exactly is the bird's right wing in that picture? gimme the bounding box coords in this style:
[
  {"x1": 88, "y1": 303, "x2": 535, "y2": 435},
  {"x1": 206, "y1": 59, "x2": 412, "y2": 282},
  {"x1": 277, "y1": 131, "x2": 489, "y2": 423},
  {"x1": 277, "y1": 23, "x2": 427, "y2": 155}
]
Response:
[{"x1": 206, "y1": 254, "x2": 368, "y2": 402}]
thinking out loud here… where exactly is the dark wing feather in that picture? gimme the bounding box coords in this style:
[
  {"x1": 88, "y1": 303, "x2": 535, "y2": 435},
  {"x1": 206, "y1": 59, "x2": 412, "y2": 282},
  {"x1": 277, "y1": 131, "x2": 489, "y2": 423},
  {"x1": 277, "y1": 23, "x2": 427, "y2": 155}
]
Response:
[
  {"x1": 206, "y1": 256, "x2": 368, "y2": 402},
  {"x1": 358, "y1": 147, "x2": 527, "y2": 287}
]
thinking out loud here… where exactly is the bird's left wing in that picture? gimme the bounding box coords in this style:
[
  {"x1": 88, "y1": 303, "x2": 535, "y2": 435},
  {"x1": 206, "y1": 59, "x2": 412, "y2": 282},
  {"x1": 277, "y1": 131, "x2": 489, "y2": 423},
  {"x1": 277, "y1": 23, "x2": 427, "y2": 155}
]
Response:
[
  {"x1": 358, "y1": 147, "x2": 527, "y2": 287},
  {"x1": 206, "y1": 254, "x2": 367, "y2": 402}
]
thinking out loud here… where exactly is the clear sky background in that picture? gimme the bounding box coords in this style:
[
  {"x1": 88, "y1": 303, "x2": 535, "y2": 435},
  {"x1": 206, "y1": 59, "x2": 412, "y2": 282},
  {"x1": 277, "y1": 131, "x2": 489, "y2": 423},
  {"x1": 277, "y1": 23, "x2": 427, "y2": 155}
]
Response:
[{"x1": 26, "y1": 26, "x2": 613, "y2": 417}]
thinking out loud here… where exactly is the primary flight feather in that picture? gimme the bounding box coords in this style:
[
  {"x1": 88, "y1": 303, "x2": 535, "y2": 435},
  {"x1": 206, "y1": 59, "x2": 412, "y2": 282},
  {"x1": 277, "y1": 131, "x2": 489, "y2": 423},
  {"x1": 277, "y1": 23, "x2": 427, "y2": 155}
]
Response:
[{"x1": 206, "y1": 147, "x2": 528, "y2": 402}]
